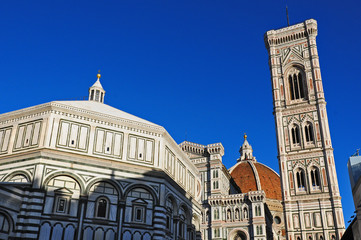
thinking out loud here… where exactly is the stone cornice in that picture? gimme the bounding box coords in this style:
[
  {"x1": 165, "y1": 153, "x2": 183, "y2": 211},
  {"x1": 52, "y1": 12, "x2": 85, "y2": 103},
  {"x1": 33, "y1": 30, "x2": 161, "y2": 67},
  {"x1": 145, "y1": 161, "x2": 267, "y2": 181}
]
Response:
[
  {"x1": 209, "y1": 190, "x2": 265, "y2": 206},
  {"x1": 264, "y1": 19, "x2": 317, "y2": 49}
]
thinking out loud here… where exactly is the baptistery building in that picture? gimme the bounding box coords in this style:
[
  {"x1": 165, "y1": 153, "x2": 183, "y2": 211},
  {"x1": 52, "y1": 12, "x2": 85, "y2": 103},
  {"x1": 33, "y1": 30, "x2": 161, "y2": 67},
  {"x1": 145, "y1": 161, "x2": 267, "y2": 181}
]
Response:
[{"x1": 0, "y1": 19, "x2": 345, "y2": 240}]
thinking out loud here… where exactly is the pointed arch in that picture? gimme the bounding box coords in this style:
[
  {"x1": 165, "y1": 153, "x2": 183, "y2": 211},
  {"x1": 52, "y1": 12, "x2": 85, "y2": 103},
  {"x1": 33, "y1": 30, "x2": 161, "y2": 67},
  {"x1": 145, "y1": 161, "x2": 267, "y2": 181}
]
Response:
[
  {"x1": 290, "y1": 124, "x2": 301, "y2": 146},
  {"x1": 284, "y1": 65, "x2": 307, "y2": 101},
  {"x1": 294, "y1": 167, "x2": 307, "y2": 192}
]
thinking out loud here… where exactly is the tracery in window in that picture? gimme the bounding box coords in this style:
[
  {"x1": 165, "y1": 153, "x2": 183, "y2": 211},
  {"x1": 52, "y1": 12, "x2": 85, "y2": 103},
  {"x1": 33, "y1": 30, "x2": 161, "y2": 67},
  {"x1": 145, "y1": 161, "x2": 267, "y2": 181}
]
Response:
[
  {"x1": 288, "y1": 69, "x2": 305, "y2": 100},
  {"x1": 295, "y1": 168, "x2": 306, "y2": 191},
  {"x1": 310, "y1": 167, "x2": 320, "y2": 190},
  {"x1": 291, "y1": 125, "x2": 301, "y2": 146},
  {"x1": 304, "y1": 122, "x2": 314, "y2": 143}
]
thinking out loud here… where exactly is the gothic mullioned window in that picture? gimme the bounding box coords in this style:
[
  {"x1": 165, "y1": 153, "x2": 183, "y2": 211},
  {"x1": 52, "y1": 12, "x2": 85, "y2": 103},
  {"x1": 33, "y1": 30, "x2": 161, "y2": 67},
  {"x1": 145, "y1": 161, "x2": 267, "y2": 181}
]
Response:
[
  {"x1": 310, "y1": 167, "x2": 321, "y2": 190},
  {"x1": 291, "y1": 125, "x2": 301, "y2": 146},
  {"x1": 295, "y1": 168, "x2": 306, "y2": 191},
  {"x1": 288, "y1": 68, "x2": 306, "y2": 101},
  {"x1": 304, "y1": 122, "x2": 314, "y2": 143}
]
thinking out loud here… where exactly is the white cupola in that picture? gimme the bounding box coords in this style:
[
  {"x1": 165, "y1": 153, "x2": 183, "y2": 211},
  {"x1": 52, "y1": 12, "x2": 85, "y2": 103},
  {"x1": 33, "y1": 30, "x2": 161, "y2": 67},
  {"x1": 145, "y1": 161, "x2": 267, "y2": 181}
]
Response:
[
  {"x1": 89, "y1": 71, "x2": 105, "y2": 103},
  {"x1": 238, "y1": 133, "x2": 255, "y2": 162}
]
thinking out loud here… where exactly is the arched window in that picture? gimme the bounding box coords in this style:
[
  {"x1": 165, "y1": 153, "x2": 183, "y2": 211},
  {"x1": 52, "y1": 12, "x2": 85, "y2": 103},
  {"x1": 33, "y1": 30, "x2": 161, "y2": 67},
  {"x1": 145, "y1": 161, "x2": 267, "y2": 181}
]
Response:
[
  {"x1": 95, "y1": 197, "x2": 108, "y2": 218},
  {"x1": 291, "y1": 125, "x2": 301, "y2": 145},
  {"x1": 304, "y1": 122, "x2": 314, "y2": 143},
  {"x1": 288, "y1": 69, "x2": 305, "y2": 100},
  {"x1": 310, "y1": 167, "x2": 320, "y2": 190},
  {"x1": 295, "y1": 169, "x2": 306, "y2": 191}
]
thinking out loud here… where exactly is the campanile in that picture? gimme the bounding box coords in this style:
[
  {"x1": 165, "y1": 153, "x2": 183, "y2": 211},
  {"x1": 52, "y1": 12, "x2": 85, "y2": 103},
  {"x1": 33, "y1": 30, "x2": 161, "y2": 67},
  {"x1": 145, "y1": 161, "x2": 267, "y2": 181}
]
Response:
[{"x1": 264, "y1": 19, "x2": 345, "y2": 240}]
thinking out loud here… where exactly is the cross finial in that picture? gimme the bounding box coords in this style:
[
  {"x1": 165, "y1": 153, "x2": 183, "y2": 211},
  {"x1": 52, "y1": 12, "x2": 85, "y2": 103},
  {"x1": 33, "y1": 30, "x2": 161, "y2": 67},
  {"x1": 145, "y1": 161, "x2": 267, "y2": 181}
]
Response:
[
  {"x1": 97, "y1": 70, "x2": 101, "y2": 79},
  {"x1": 244, "y1": 133, "x2": 247, "y2": 140}
]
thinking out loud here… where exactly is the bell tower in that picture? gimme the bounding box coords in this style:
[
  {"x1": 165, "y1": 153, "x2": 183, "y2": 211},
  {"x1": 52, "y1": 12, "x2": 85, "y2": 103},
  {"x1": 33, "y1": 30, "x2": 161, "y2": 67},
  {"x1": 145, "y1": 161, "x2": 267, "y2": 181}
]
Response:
[{"x1": 264, "y1": 19, "x2": 345, "y2": 240}]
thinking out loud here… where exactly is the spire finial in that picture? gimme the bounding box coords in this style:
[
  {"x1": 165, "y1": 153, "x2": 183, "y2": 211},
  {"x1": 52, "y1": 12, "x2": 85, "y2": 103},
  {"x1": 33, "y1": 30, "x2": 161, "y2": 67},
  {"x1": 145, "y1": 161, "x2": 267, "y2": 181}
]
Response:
[
  {"x1": 97, "y1": 70, "x2": 101, "y2": 80},
  {"x1": 244, "y1": 133, "x2": 247, "y2": 140}
]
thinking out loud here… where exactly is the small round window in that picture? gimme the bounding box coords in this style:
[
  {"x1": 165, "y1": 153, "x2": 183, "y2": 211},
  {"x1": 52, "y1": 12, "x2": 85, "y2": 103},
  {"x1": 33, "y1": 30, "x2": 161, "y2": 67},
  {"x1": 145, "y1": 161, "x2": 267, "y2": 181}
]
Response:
[{"x1": 274, "y1": 216, "x2": 281, "y2": 224}]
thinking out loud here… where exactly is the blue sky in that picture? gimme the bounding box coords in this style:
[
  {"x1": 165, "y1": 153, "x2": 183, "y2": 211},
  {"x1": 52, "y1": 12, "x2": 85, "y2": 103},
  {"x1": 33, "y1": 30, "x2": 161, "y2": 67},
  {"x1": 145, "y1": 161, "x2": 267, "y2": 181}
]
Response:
[{"x1": 1, "y1": 0, "x2": 360, "y2": 227}]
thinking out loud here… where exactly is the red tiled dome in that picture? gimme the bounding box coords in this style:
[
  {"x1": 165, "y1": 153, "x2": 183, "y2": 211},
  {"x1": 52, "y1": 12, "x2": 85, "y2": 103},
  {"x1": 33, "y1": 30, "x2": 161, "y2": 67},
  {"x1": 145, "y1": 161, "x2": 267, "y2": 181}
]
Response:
[{"x1": 230, "y1": 161, "x2": 282, "y2": 201}]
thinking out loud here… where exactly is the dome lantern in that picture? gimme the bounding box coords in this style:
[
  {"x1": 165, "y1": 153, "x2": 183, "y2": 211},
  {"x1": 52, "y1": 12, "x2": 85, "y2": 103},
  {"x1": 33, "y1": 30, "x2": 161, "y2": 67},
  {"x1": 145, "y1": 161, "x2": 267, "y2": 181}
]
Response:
[
  {"x1": 89, "y1": 70, "x2": 105, "y2": 103},
  {"x1": 238, "y1": 133, "x2": 255, "y2": 162}
]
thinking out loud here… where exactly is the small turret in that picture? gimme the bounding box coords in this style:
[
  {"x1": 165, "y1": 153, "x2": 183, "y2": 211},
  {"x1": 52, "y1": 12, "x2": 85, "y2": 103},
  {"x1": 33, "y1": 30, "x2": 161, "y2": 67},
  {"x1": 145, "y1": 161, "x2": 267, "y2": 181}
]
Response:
[{"x1": 89, "y1": 71, "x2": 105, "y2": 103}]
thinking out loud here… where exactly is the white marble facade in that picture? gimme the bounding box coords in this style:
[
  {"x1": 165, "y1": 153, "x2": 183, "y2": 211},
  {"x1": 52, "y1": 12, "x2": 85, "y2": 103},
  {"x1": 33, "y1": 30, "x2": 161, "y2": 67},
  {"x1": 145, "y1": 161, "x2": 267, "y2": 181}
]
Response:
[
  {"x1": 0, "y1": 19, "x2": 345, "y2": 240},
  {"x1": 0, "y1": 76, "x2": 201, "y2": 240}
]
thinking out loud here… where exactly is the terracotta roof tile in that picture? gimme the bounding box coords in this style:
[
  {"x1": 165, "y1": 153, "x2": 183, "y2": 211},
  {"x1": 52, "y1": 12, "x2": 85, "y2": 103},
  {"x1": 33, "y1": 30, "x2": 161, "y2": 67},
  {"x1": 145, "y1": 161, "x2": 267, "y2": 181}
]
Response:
[{"x1": 230, "y1": 161, "x2": 282, "y2": 201}]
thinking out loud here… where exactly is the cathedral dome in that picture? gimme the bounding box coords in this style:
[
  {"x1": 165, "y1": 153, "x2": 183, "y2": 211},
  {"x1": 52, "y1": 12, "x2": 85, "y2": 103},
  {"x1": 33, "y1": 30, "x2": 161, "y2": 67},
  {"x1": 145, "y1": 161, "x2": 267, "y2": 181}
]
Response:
[
  {"x1": 230, "y1": 161, "x2": 282, "y2": 200},
  {"x1": 230, "y1": 135, "x2": 282, "y2": 200}
]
